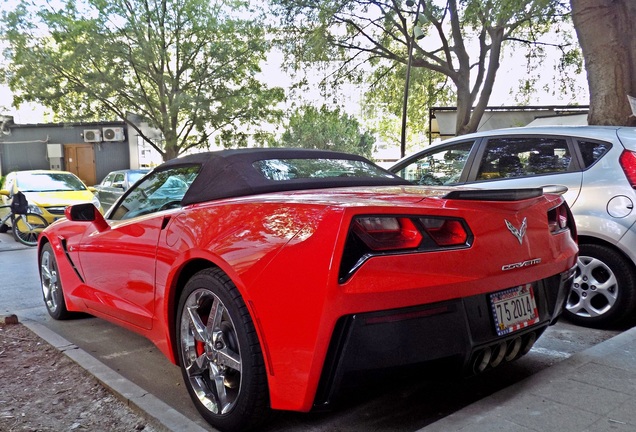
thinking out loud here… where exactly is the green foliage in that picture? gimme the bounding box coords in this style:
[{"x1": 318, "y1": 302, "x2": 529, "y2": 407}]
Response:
[
  {"x1": 0, "y1": 0, "x2": 284, "y2": 160},
  {"x1": 363, "y1": 61, "x2": 454, "y2": 147},
  {"x1": 270, "y1": 105, "x2": 375, "y2": 158},
  {"x1": 270, "y1": 0, "x2": 577, "y2": 137}
]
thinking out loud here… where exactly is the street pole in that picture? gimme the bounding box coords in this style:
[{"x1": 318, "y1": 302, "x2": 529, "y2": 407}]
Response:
[{"x1": 400, "y1": 0, "x2": 424, "y2": 158}]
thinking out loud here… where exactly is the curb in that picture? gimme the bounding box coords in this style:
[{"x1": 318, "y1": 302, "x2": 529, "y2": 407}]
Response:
[{"x1": 18, "y1": 319, "x2": 211, "y2": 432}]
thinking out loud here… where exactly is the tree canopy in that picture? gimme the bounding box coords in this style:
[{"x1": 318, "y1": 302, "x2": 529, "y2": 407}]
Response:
[
  {"x1": 271, "y1": 0, "x2": 578, "y2": 140},
  {"x1": 1, "y1": 0, "x2": 284, "y2": 160},
  {"x1": 270, "y1": 104, "x2": 375, "y2": 158}
]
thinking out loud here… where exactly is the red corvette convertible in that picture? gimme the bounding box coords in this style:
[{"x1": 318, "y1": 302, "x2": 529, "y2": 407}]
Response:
[{"x1": 38, "y1": 148, "x2": 577, "y2": 431}]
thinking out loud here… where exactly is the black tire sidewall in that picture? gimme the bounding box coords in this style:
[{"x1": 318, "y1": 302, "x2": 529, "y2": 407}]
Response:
[
  {"x1": 176, "y1": 269, "x2": 269, "y2": 432},
  {"x1": 564, "y1": 243, "x2": 636, "y2": 327}
]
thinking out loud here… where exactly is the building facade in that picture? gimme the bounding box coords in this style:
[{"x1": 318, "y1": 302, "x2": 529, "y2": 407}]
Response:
[{"x1": 0, "y1": 117, "x2": 159, "y2": 186}]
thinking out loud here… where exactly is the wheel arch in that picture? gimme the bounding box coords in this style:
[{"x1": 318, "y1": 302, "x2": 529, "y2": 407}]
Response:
[
  {"x1": 165, "y1": 258, "x2": 270, "y2": 374},
  {"x1": 577, "y1": 234, "x2": 636, "y2": 274},
  {"x1": 167, "y1": 258, "x2": 217, "y2": 364}
]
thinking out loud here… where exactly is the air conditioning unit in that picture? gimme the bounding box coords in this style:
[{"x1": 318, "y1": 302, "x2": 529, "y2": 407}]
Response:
[
  {"x1": 83, "y1": 129, "x2": 102, "y2": 142},
  {"x1": 102, "y1": 127, "x2": 125, "y2": 141}
]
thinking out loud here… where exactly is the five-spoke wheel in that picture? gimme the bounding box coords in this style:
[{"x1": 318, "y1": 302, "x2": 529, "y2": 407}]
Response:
[
  {"x1": 565, "y1": 244, "x2": 636, "y2": 327},
  {"x1": 177, "y1": 268, "x2": 269, "y2": 432}
]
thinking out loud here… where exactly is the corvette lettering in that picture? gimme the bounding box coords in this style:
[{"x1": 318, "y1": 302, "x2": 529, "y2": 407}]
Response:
[{"x1": 502, "y1": 258, "x2": 542, "y2": 271}]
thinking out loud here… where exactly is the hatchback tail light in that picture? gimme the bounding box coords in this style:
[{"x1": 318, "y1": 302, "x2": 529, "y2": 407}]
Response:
[{"x1": 619, "y1": 150, "x2": 636, "y2": 188}]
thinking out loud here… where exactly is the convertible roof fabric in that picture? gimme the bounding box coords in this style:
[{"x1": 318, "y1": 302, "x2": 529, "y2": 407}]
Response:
[{"x1": 158, "y1": 148, "x2": 410, "y2": 206}]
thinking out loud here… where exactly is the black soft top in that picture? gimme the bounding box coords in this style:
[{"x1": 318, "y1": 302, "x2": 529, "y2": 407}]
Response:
[{"x1": 157, "y1": 148, "x2": 410, "y2": 206}]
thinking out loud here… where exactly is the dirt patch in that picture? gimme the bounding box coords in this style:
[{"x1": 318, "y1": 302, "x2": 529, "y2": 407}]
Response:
[{"x1": 0, "y1": 322, "x2": 160, "y2": 432}]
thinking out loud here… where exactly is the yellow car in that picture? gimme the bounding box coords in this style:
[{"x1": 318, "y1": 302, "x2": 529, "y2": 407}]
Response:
[{"x1": 1, "y1": 170, "x2": 102, "y2": 224}]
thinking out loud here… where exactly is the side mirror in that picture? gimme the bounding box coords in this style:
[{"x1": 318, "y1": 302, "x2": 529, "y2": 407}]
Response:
[
  {"x1": 112, "y1": 182, "x2": 125, "y2": 189},
  {"x1": 0, "y1": 189, "x2": 9, "y2": 197},
  {"x1": 65, "y1": 203, "x2": 109, "y2": 232}
]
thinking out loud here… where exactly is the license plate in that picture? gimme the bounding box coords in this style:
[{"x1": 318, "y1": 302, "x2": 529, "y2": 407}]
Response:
[{"x1": 490, "y1": 284, "x2": 539, "y2": 336}]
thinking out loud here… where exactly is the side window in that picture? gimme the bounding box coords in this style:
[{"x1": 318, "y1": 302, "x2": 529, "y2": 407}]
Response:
[
  {"x1": 476, "y1": 137, "x2": 571, "y2": 181},
  {"x1": 577, "y1": 140, "x2": 611, "y2": 168},
  {"x1": 395, "y1": 141, "x2": 474, "y2": 185},
  {"x1": 113, "y1": 173, "x2": 125, "y2": 185},
  {"x1": 101, "y1": 174, "x2": 114, "y2": 187},
  {"x1": 110, "y1": 165, "x2": 201, "y2": 220}
]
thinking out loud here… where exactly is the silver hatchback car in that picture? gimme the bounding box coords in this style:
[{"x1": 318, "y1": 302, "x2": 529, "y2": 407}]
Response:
[{"x1": 391, "y1": 126, "x2": 636, "y2": 327}]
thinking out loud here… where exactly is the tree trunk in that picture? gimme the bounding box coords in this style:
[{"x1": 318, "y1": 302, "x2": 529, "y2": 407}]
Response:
[{"x1": 571, "y1": 0, "x2": 636, "y2": 126}]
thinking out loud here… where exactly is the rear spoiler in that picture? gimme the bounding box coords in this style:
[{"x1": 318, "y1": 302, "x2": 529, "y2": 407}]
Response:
[{"x1": 443, "y1": 188, "x2": 543, "y2": 201}]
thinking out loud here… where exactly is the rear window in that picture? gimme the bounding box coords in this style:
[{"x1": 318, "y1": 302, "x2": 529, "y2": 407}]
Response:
[
  {"x1": 254, "y1": 158, "x2": 396, "y2": 181},
  {"x1": 576, "y1": 140, "x2": 611, "y2": 168}
]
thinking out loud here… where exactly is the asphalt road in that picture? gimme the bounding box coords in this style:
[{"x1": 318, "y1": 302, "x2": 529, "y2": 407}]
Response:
[{"x1": 0, "y1": 237, "x2": 626, "y2": 431}]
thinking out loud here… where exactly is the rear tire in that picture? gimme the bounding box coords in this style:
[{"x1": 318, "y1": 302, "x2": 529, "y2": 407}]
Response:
[
  {"x1": 176, "y1": 268, "x2": 270, "y2": 432},
  {"x1": 564, "y1": 244, "x2": 636, "y2": 327}
]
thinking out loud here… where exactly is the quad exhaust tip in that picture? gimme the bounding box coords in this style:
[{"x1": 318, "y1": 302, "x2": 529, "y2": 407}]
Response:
[{"x1": 472, "y1": 332, "x2": 538, "y2": 374}]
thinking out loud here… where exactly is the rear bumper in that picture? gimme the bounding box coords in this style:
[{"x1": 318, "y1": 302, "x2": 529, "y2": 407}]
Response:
[{"x1": 313, "y1": 265, "x2": 575, "y2": 408}]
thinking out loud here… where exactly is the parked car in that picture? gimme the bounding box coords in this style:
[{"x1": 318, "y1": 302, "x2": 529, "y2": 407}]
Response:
[
  {"x1": 94, "y1": 169, "x2": 149, "y2": 210},
  {"x1": 37, "y1": 148, "x2": 577, "y2": 432},
  {"x1": 391, "y1": 125, "x2": 636, "y2": 328},
  {"x1": 1, "y1": 170, "x2": 102, "y2": 224}
]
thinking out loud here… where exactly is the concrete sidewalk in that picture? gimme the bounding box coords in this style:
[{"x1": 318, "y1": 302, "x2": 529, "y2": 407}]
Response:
[{"x1": 419, "y1": 326, "x2": 636, "y2": 432}]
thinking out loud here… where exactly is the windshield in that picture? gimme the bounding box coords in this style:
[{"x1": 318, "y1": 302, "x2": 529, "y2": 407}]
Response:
[{"x1": 17, "y1": 172, "x2": 87, "y2": 192}]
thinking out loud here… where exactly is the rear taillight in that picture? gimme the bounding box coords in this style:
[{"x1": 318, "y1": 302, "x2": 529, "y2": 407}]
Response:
[
  {"x1": 419, "y1": 217, "x2": 468, "y2": 246},
  {"x1": 353, "y1": 217, "x2": 422, "y2": 251},
  {"x1": 619, "y1": 150, "x2": 636, "y2": 187},
  {"x1": 340, "y1": 215, "x2": 472, "y2": 282},
  {"x1": 548, "y1": 202, "x2": 577, "y2": 241}
]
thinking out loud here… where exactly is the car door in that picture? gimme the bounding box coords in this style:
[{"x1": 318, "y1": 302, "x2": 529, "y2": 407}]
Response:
[
  {"x1": 465, "y1": 135, "x2": 584, "y2": 206},
  {"x1": 76, "y1": 165, "x2": 200, "y2": 330}
]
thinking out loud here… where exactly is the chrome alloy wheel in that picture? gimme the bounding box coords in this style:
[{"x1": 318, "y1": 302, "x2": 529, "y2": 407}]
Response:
[
  {"x1": 180, "y1": 288, "x2": 242, "y2": 415},
  {"x1": 40, "y1": 247, "x2": 61, "y2": 314},
  {"x1": 567, "y1": 255, "x2": 618, "y2": 318}
]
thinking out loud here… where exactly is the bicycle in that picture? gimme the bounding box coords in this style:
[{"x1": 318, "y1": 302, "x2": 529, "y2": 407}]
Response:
[{"x1": 0, "y1": 191, "x2": 48, "y2": 246}]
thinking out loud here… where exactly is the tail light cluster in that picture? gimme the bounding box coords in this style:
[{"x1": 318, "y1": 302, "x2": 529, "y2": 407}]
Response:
[
  {"x1": 339, "y1": 215, "x2": 472, "y2": 282},
  {"x1": 619, "y1": 150, "x2": 636, "y2": 187},
  {"x1": 548, "y1": 202, "x2": 577, "y2": 241}
]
